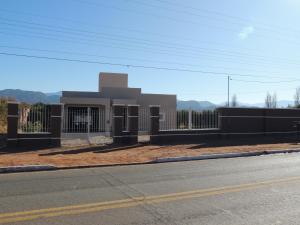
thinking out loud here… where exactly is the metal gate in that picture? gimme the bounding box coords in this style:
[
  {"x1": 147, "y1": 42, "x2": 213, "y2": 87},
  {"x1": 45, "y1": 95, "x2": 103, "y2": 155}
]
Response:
[
  {"x1": 138, "y1": 107, "x2": 151, "y2": 142},
  {"x1": 62, "y1": 106, "x2": 112, "y2": 146}
]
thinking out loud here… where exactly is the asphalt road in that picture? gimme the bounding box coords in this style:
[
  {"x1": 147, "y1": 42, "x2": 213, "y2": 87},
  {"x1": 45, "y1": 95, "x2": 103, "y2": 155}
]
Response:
[{"x1": 2, "y1": 153, "x2": 300, "y2": 224}]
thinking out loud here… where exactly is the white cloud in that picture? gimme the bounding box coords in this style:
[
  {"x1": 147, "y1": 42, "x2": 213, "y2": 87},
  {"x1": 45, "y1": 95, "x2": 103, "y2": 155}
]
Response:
[{"x1": 238, "y1": 26, "x2": 254, "y2": 40}]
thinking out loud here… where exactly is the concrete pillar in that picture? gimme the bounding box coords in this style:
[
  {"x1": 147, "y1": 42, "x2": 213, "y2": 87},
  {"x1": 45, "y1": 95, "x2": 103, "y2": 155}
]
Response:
[
  {"x1": 113, "y1": 104, "x2": 125, "y2": 144},
  {"x1": 150, "y1": 105, "x2": 160, "y2": 136},
  {"x1": 7, "y1": 102, "x2": 19, "y2": 148},
  {"x1": 50, "y1": 104, "x2": 62, "y2": 147}
]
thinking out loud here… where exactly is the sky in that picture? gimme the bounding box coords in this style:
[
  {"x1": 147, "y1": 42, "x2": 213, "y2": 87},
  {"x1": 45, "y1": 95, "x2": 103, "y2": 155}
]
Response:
[{"x1": 1, "y1": 0, "x2": 300, "y2": 104}]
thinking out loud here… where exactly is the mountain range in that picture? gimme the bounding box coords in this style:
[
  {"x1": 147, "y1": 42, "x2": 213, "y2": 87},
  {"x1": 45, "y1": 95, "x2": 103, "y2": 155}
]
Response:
[
  {"x1": 0, "y1": 89, "x2": 294, "y2": 109},
  {"x1": 0, "y1": 89, "x2": 61, "y2": 104},
  {"x1": 177, "y1": 100, "x2": 217, "y2": 110}
]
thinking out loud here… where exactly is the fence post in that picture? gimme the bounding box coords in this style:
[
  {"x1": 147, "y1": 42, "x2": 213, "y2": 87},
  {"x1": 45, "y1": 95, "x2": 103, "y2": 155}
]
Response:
[
  {"x1": 127, "y1": 105, "x2": 139, "y2": 144},
  {"x1": 7, "y1": 102, "x2": 19, "y2": 148},
  {"x1": 105, "y1": 102, "x2": 111, "y2": 135},
  {"x1": 50, "y1": 104, "x2": 62, "y2": 147},
  {"x1": 150, "y1": 105, "x2": 160, "y2": 135},
  {"x1": 112, "y1": 104, "x2": 125, "y2": 144}
]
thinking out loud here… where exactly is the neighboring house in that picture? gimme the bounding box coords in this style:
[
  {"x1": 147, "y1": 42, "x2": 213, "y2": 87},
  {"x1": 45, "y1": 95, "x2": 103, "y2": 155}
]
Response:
[{"x1": 60, "y1": 72, "x2": 177, "y2": 135}]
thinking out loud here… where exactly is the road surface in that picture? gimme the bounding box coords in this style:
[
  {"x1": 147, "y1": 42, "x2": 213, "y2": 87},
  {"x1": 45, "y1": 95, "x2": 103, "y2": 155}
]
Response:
[{"x1": 2, "y1": 153, "x2": 300, "y2": 224}]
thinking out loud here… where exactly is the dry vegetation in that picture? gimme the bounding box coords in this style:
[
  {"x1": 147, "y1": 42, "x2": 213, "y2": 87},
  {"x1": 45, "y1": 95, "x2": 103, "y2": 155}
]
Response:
[{"x1": 0, "y1": 99, "x2": 7, "y2": 133}]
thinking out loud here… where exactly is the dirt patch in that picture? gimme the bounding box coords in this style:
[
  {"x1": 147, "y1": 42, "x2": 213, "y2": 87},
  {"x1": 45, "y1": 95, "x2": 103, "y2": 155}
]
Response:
[{"x1": 0, "y1": 137, "x2": 300, "y2": 168}]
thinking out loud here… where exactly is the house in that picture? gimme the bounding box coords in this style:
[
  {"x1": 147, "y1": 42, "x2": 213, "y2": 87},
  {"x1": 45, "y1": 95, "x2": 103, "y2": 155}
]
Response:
[{"x1": 60, "y1": 72, "x2": 177, "y2": 135}]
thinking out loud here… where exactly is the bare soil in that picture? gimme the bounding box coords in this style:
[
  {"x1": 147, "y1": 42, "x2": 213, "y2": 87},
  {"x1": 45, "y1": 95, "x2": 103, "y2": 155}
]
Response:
[{"x1": 1, "y1": 137, "x2": 299, "y2": 168}]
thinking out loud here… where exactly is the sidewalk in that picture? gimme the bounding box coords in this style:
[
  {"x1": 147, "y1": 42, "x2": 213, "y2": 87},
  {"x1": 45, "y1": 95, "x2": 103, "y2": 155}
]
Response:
[{"x1": 1, "y1": 137, "x2": 300, "y2": 169}]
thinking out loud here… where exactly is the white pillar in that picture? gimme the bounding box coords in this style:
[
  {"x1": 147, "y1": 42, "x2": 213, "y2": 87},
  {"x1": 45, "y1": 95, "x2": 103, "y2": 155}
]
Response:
[
  {"x1": 104, "y1": 103, "x2": 111, "y2": 136},
  {"x1": 188, "y1": 108, "x2": 192, "y2": 130},
  {"x1": 87, "y1": 107, "x2": 91, "y2": 134}
]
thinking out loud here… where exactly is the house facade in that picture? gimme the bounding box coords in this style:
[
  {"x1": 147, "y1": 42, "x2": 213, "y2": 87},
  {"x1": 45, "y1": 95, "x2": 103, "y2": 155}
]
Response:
[{"x1": 60, "y1": 72, "x2": 177, "y2": 135}]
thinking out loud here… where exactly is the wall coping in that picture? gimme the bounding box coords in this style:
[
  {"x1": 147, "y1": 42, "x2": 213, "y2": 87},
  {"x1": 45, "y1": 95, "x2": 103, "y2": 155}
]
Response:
[
  {"x1": 217, "y1": 107, "x2": 300, "y2": 111},
  {"x1": 127, "y1": 104, "x2": 140, "y2": 107}
]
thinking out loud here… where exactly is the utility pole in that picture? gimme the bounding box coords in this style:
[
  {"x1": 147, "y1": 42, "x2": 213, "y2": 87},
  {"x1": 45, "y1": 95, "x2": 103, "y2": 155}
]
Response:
[{"x1": 227, "y1": 75, "x2": 230, "y2": 107}]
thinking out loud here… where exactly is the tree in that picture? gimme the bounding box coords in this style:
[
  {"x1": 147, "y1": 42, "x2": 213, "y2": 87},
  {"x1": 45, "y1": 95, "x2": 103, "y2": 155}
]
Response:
[
  {"x1": 295, "y1": 87, "x2": 300, "y2": 108},
  {"x1": 265, "y1": 92, "x2": 272, "y2": 108},
  {"x1": 231, "y1": 94, "x2": 238, "y2": 107},
  {"x1": 271, "y1": 93, "x2": 277, "y2": 108},
  {"x1": 265, "y1": 92, "x2": 277, "y2": 108}
]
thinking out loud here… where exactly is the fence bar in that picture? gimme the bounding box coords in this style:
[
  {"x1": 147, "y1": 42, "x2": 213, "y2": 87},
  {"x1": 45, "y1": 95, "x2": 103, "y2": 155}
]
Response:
[
  {"x1": 160, "y1": 109, "x2": 219, "y2": 131},
  {"x1": 62, "y1": 106, "x2": 107, "y2": 133},
  {"x1": 18, "y1": 104, "x2": 51, "y2": 133}
]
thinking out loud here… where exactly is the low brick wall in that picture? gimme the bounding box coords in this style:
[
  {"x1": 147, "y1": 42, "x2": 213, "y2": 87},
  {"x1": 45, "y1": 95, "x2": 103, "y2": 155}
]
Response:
[
  {"x1": 17, "y1": 133, "x2": 52, "y2": 148},
  {"x1": 150, "y1": 129, "x2": 220, "y2": 144},
  {"x1": 218, "y1": 107, "x2": 300, "y2": 134},
  {"x1": 150, "y1": 107, "x2": 300, "y2": 144}
]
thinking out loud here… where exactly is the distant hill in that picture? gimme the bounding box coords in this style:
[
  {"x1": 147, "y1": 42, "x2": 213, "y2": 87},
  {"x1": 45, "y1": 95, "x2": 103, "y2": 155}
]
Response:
[
  {"x1": 232, "y1": 100, "x2": 294, "y2": 108},
  {"x1": 0, "y1": 90, "x2": 218, "y2": 109},
  {"x1": 0, "y1": 89, "x2": 294, "y2": 109},
  {"x1": 177, "y1": 100, "x2": 217, "y2": 110},
  {"x1": 252, "y1": 100, "x2": 294, "y2": 108},
  {"x1": 177, "y1": 100, "x2": 294, "y2": 110},
  {"x1": 0, "y1": 89, "x2": 60, "y2": 104}
]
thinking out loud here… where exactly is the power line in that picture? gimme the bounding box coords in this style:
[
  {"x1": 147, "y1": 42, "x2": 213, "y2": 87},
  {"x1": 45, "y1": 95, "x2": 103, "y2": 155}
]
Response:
[
  {"x1": 2, "y1": 22, "x2": 300, "y2": 71},
  {"x1": 1, "y1": 8, "x2": 300, "y2": 56},
  {"x1": 180, "y1": 87, "x2": 295, "y2": 96},
  {"x1": 129, "y1": 0, "x2": 300, "y2": 37},
  {"x1": 0, "y1": 8, "x2": 238, "y2": 48},
  {"x1": 0, "y1": 51, "x2": 243, "y2": 76},
  {"x1": 2, "y1": 4, "x2": 300, "y2": 47},
  {"x1": 1, "y1": 6, "x2": 300, "y2": 79},
  {"x1": 1, "y1": 51, "x2": 300, "y2": 81},
  {"x1": 232, "y1": 78, "x2": 300, "y2": 84},
  {"x1": 0, "y1": 44, "x2": 296, "y2": 78},
  {"x1": 3, "y1": 17, "x2": 299, "y2": 64},
  {"x1": 5, "y1": 28, "x2": 300, "y2": 78},
  {"x1": 70, "y1": 0, "x2": 300, "y2": 45}
]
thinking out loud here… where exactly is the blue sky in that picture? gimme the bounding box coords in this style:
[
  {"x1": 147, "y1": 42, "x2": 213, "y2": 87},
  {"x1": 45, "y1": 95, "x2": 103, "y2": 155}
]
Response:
[{"x1": 1, "y1": 0, "x2": 300, "y2": 104}]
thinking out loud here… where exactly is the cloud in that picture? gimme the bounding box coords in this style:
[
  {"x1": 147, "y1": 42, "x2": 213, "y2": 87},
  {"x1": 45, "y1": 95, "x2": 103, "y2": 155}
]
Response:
[{"x1": 238, "y1": 26, "x2": 254, "y2": 40}]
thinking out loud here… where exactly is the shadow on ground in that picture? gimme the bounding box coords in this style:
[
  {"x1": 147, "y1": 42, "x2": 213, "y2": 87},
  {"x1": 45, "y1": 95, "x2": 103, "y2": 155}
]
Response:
[
  {"x1": 1, "y1": 136, "x2": 299, "y2": 156},
  {"x1": 40, "y1": 143, "x2": 149, "y2": 156},
  {"x1": 0, "y1": 145, "x2": 56, "y2": 155}
]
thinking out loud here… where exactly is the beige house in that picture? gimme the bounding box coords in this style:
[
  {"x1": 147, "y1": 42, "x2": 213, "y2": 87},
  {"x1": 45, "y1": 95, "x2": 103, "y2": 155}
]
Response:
[{"x1": 60, "y1": 72, "x2": 177, "y2": 135}]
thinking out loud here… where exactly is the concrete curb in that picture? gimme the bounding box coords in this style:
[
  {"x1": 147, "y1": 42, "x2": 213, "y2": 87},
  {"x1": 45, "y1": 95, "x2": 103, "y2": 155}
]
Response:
[
  {"x1": 153, "y1": 149, "x2": 300, "y2": 163},
  {"x1": 0, "y1": 165, "x2": 56, "y2": 173},
  {"x1": 1, "y1": 148, "x2": 300, "y2": 174}
]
